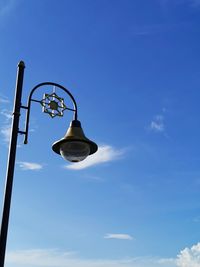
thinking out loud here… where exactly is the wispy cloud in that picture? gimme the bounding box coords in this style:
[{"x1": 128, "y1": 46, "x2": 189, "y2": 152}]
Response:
[
  {"x1": 132, "y1": 23, "x2": 180, "y2": 36},
  {"x1": 104, "y1": 233, "x2": 133, "y2": 240},
  {"x1": 150, "y1": 115, "x2": 165, "y2": 133},
  {"x1": 0, "y1": 103, "x2": 36, "y2": 145},
  {"x1": 0, "y1": 109, "x2": 12, "y2": 121},
  {"x1": 17, "y1": 161, "x2": 43, "y2": 171},
  {"x1": 0, "y1": 105, "x2": 12, "y2": 143},
  {"x1": 65, "y1": 145, "x2": 125, "y2": 170},
  {"x1": 6, "y1": 248, "x2": 177, "y2": 267},
  {"x1": 1, "y1": 125, "x2": 11, "y2": 142},
  {"x1": 6, "y1": 243, "x2": 200, "y2": 267},
  {"x1": 0, "y1": 96, "x2": 10, "y2": 103},
  {"x1": 82, "y1": 174, "x2": 105, "y2": 182}
]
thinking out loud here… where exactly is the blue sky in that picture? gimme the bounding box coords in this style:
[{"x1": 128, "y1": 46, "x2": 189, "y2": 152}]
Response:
[{"x1": 1, "y1": 0, "x2": 200, "y2": 266}]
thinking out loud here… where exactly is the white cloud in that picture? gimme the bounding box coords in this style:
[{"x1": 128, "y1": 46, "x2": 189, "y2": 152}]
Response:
[
  {"x1": 6, "y1": 248, "x2": 177, "y2": 267},
  {"x1": 65, "y1": 145, "x2": 124, "y2": 170},
  {"x1": 0, "y1": 109, "x2": 12, "y2": 120},
  {"x1": 177, "y1": 243, "x2": 200, "y2": 267},
  {"x1": 0, "y1": 107, "x2": 12, "y2": 143},
  {"x1": 17, "y1": 161, "x2": 43, "y2": 171},
  {"x1": 7, "y1": 243, "x2": 200, "y2": 267},
  {"x1": 0, "y1": 96, "x2": 10, "y2": 103},
  {"x1": 150, "y1": 115, "x2": 165, "y2": 133},
  {"x1": 0, "y1": 107, "x2": 36, "y2": 145},
  {"x1": 83, "y1": 174, "x2": 104, "y2": 182},
  {"x1": 104, "y1": 233, "x2": 133, "y2": 240},
  {"x1": 1, "y1": 124, "x2": 11, "y2": 142}
]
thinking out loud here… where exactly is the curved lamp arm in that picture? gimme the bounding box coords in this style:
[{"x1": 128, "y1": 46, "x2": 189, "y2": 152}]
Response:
[{"x1": 21, "y1": 82, "x2": 78, "y2": 144}]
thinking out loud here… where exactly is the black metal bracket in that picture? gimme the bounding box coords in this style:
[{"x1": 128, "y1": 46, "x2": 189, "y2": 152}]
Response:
[{"x1": 18, "y1": 82, "x2": 78, "y2": 144}]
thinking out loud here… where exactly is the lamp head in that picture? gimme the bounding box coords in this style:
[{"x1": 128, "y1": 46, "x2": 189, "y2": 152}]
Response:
[{"x1": 52, "y1": 120, "x2": 98, "y2": 162}]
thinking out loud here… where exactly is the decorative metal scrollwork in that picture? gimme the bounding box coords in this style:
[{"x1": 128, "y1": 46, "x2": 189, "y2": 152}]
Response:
[{"x1": 40, "y1": 92, "x2": 67, "y2": 118}]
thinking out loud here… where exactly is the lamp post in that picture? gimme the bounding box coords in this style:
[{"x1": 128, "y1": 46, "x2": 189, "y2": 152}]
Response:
[{"x1": 0, "y1": 61, "x2": 98, "y2": 267}]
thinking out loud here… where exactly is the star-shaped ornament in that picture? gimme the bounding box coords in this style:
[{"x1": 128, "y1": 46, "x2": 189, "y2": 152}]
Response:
[{"x1": 40, "y1": 93, "x2": 67, "y2": 118}]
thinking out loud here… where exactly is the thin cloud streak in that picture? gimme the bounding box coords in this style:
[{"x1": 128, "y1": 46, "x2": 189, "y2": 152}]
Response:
[
  {"x1": 17, "y1": 161, "x2": 43, "y2": 171},
  {"x1": 0, "y1": 109, "x2": 12, "y2": 121},
  {"x1": 104, "y1": 233, "x2": 133, "y2": 240},
  {"x1": 0, "y1": 102, "x2": 12, "y2": 143},
  {"x1": 1, "y1": 125, "x2": 11, "y2": 142},
  {"x1": 132, "y1": 23, "x2": 183, "y2": 36},
  {"x1": 0, "y1": 97, "x2": 10, "y2": 103},
  {"x1": 6, "y1": 248, "x2": 177, "y2": 267},
  {"x1": 0, "y1": 106, "x2": 36, "y2": 145},
  {"x1": 150, "y1": 115, "x2": 165, "y2": 133},
  {"x1": 65, "y1": 145, "x2": 125, "y2": 170},
  {"x1": 6, "y1": 243, "x2": 200, "y2": 267}
]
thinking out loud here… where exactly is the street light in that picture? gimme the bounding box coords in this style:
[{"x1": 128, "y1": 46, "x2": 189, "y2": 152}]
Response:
[
  {"x1": 0, "y1": 61, "x2": 98, "y2": 267},
  {"x1": 52, "y1": 119, "x2": 98, "y2": 162}
]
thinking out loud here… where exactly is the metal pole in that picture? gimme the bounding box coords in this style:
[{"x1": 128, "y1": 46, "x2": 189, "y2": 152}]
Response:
[{"x1": 0, "y1": 61, "x2": 25, "y2": 267}]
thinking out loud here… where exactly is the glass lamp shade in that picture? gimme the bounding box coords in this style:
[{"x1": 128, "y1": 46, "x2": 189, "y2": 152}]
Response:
[
  {"x1": 60, "y1": 141, "x2": 90, "y2": 162},
  {"x1": 52, "y1": 120, "x2": 98, "y2": 162}
]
